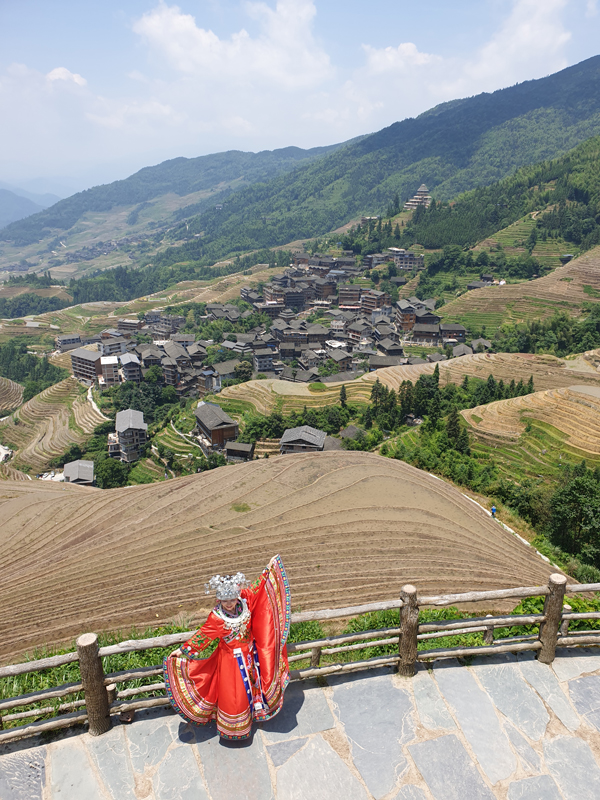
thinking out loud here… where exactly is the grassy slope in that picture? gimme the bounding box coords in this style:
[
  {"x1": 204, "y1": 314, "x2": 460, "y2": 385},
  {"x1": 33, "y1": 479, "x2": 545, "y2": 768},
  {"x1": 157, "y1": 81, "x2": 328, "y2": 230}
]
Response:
[
  {"x1": 154, "y1": 57, "x2": 600, "y2": 266},
  {"x1": 439, "y1": 245, "x2": 600, "y2": 333},
  {"x1": 3, "y1": 57, "x2": 600, "y2": 281}
]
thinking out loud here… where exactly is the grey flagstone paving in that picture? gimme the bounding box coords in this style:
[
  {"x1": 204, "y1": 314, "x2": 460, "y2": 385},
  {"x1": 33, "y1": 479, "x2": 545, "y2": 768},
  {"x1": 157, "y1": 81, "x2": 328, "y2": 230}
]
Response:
[
  {"x1": 552, "y1": 648, "x2": 600, "y2": 682},
  {"x1": 412, "y1": 665, "x2": 455, "y2": 731},
  {"x1": 152, "y1": 745, "x2": 209, "y2": 800},
  {"x1": 393, "y1": 785, "x2": 428, "y2": 800},
  {"x1": 507, "y1": 774, "x2": 562, "y2": 800},
  {"x1": 261, "y1": 681, "x2": 334, "y2": 742},
  {"x1": 275, "y1": 735, "x2": 370, "y2": 800},
  {"x1": 266, "y1": 737, "x2": 309, "y2": 767},
  {"x1": 567, "y1": 675, "x2": 600, "y2": 731},
  {"x1": 544, "y1": 735, "x2": 600, "y2": 800},
  {"x1": 408, "y1": 734, "x2": 495, "y2": 800},
  {"x1": 517, "y1": 653, "x2": 580, "y2": 731},
  {"x1": 196, "y1": 730, "x2": 274, "y2": 800},
  {"x1": 472, "y1": 656, "x2": 549, "y2": 740},
  {"x1": 332, "y1": 673, "x2": 415, "y2": 799},
  {"x1": 49, "y1": 739, "x2": 106, "y2": 800},
  {"x1": 0, "y1": 747, "x2": 46, "y2": 800},
  {"x1": 433, "y1": 660, "x2": 516, "y2": 784},
  {"x1": 85, "y1": 723, "x2": 137, "y2": 799},
  {"x1": 125, "y1": 709, "x2": 175, "y2": 775},
  {"x1": 503, "y1": 723, "x2": 542, "y2": 773}
]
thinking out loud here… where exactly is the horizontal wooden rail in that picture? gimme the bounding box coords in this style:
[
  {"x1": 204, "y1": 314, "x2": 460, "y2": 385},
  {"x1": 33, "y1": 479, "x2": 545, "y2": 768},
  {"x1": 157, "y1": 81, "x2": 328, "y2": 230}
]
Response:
[
  {"x1": 4, "y1": 699, "x2": 86, "y2": 723},
  {"x1": 557, "y1": 634, "x2": 600, "y2": 646},
  {"x1": 417, "y1": 640, "x2": 543, "y2": 660},
  {"x1": 287, "y1": 627, "x2": 402, "y2": 653},
  {"x1": 566, "y1": 583, "x2": 600, "y2": 593},
  {"x1": 290, "y1": 654, "x2": 401, "y2": 680},
  {"x1": 109, "y1": 697, "x2": 171, "y2": 714},
  {"x1": 2, "y1": 575, "x2": 600, "y2": 743},
  {"x1": 0, "y1": 682, "x2": 83, "y2": 712},
  {"x1": 117, "y1": 682, "x2": 165, "y2": 700},
  {"x1": 418, "y1": 614, "x2": 544, "y2": 633},
  {"x1": 418, "y1": 585, "x2": 550, "y2": 607},
  {"x1": 0, "y1": 711, "x2": 89, "y2": 744},
  {"x1": 0, "y1": 651, "x2": 79, "y2": 679},
  {"x1": 98, "y1": 632, "x2": 194, "y2": 658},
  {"x1": 104, "y1": 665, "x2": 164, "y2": 684}
]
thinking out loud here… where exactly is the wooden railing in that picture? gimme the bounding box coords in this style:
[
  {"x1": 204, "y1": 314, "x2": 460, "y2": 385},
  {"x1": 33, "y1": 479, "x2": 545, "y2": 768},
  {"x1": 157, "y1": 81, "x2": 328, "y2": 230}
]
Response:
[{"x1": 1, "y1": 575, "x2": 599, "y2": 743}]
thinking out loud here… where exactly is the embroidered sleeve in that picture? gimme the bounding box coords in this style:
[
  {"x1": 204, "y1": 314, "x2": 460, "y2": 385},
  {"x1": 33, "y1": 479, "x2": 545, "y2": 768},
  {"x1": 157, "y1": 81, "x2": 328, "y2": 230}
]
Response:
[
  {"x1": 180, "y1": 614, "x2": 221, "y2": 660},
  {"x1": 250, "y1": 568, "x2": 269, "y2": 594}
]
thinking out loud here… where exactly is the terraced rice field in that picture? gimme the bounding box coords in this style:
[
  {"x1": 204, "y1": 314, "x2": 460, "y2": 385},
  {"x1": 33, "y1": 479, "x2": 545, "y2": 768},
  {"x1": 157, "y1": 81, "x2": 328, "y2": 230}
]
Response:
[
  {"x1": 0, "y1": 451, "x2": 556, "y2": 662},
  {"x1": 254, "y1": 438, "x2": 280, "y2": 457},
  {"x1": 462, "y1": 384, "x2": 600, "y2": 481},
  {"x1": 0, "y1": 377, "x2": 107, "y2": 472},
  {"x1": 0, "y1": 377, "x2": 23, "y2": 413},
  {"x1": 219, "y1": 351, "x2": 600, "y2": 416},
  {"x1": 440, "y1": 246, "x2": 600, "y2": 333},
  {"x1": 154, "y1": 423, "x2": 205, "y2": 463},
  {"x1": 476, "y1": 214, "x2": 576, "y2": 270}
]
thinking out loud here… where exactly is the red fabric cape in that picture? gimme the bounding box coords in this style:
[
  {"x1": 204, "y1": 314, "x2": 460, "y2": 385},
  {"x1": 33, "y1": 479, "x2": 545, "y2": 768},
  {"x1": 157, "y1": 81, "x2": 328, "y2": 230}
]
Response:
[{"x1": 163, "y1": 555, "x2": 290, "y2": 739}]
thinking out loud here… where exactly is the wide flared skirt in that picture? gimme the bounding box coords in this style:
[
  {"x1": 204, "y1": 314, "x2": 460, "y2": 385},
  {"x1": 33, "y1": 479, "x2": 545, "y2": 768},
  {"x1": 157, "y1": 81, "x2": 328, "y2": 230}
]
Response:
[{"x1": 164, "y1": 555, "x2": 291, "y2": 739}]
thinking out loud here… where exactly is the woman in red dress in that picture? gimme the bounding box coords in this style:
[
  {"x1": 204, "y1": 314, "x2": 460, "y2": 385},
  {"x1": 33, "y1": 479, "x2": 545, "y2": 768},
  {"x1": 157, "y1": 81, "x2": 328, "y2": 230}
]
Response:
[{"x1": 163, "y1": 554, "x2": 291, "y2": 740}]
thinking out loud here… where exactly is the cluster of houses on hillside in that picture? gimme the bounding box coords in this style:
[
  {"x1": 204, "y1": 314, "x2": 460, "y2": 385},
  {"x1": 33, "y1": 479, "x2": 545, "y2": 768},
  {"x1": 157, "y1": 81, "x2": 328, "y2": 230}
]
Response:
[
  {"x1": 59, "y1": 239, "x2": 494, "y2": 397},
  {"x1": 59, "y1": 403, "x2": 339, "y2": 487}
]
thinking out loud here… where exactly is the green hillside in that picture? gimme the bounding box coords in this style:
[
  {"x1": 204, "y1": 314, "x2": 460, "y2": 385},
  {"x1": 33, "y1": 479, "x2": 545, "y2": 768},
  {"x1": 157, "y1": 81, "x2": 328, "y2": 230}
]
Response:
[
  {"x1": 0, "y1": 143, "x2": 351, "y2": 247},
  {"x1": 151, "y1": 56, "x2": 600, "y2": 267}
]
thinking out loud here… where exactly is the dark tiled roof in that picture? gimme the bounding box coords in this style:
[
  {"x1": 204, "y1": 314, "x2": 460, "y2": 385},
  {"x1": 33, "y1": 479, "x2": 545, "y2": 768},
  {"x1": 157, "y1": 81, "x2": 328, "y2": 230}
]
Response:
[
  {"x1": 194, "y1": 402, "x2": 237, "y2": 430},
  {"x1": 63, "y1": 459, "x2": 94, "y2": 482},
  {"x1": 280, "y1": 425, "x2": 327, "y2": 447},
  {"x1": 116, "y1": 409, "x2": 147, "y2": 432}
]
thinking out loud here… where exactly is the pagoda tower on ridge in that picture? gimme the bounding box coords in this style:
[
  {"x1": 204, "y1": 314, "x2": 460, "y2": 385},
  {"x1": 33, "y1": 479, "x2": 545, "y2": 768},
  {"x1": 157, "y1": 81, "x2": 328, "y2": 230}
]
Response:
[{"x1": 403, "y1": 184, "x2": 432, "y2": 211}]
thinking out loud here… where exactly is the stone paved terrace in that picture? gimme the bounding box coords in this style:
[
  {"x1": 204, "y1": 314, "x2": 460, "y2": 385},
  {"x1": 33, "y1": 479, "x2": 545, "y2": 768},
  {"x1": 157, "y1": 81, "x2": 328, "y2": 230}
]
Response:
[{"x1": 2, "y1": 648, "x2": 600, "y2": 799}]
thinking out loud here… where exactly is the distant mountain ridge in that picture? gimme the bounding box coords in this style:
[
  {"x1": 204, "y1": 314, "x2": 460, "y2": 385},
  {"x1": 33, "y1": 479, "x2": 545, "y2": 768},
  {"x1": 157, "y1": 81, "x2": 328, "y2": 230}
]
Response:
[
  {"x1": 0, "y1": 142, "x2": 355, "y2": 245},
  {"x1": 3, "y1": 55, "x2": 600, "y2": 266},
  {"x1": 0, "y1": 189, "x2": 45, "y2": 230},
  {"x1": 152, "y1": 56, "x2": 600, "y2": 268}
]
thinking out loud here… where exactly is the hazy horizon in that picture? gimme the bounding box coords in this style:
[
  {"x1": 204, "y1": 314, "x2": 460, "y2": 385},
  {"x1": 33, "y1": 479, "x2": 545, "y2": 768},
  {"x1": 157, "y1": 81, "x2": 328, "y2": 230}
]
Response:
[{"x1": 2, "y1": 0, "x2": 599, "y2": 195}]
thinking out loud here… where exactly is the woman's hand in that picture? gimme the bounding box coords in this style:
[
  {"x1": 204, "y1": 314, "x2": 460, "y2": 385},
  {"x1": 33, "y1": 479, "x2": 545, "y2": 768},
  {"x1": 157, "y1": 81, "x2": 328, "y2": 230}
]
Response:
[{"x1": 170, "y1": 648, "x2": 183, "y2": 658}]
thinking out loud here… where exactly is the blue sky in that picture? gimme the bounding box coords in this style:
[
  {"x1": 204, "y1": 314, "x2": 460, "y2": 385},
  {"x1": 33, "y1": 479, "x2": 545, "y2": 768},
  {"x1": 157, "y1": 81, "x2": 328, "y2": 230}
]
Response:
[{"x1": 1, "y1": 0, "x2": 599, "y2": 194}]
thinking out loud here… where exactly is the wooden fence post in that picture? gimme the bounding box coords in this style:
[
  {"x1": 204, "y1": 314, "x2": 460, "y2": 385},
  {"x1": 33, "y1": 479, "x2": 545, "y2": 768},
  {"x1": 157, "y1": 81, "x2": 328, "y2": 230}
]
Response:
[
  {"x1": 398, "y1": 585, "x2": 419, "y2": 677},
  {"x1": 106, "y1": 683, "x2": 118, "y2": 705},
  {"x1": 537, "y1": 574, "x2": 567, "y2": 664},
  {"x1": 483, "y1": 614, "x2": 494, "y2": 645},
  {"x1": 560, "y1": 604, "x2": 572, "y2": 637},
  {"x1": 77, "y1": 633, "x2": 111, "y2": 736},
  {"x1": 310, "y1": 647, "x2": 322, "y2": 669}
]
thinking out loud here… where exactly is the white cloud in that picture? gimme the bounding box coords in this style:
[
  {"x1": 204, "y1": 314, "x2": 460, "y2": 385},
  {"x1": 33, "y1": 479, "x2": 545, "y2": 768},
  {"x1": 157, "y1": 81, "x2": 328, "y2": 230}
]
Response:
[
  {"x1": 46, "y1": 67, "x2": 87, "y2": 87},
  {"x1": 327, "y1": 0, "x2": 575, "y2": 133},
  {"x1": 132, "y1": 0, "x2": 332, "y2": 89},
  {"x1": 362, "y1": 42, "x2": 440, "y2": 75},
  {"x1": 586, "y1": 0, "x2": 598, "y2": 16},
  {"x1": 0, "y1": 0, "x2": 585, "y2": 185},
  {"x1": 463, "y1": 0, "x2": 571, "y2": 87}
]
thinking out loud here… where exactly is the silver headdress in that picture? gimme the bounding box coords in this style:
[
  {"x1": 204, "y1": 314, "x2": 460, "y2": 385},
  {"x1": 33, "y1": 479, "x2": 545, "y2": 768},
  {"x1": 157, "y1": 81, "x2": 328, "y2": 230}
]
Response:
[{"x1": 205, "y1": 572, "x2": 248, "y2": 601}]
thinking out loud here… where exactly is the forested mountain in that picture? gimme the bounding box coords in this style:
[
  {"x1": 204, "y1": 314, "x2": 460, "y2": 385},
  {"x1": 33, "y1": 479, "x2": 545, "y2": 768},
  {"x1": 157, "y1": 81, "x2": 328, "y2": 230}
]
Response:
[
  {"x1": 338, "y1": 135, "x2": 600, "y2": 255},
  {"x1": 0, "y1": 189, "x2": 45, "y2": 230},
  {"x1": 4, "y1": 56, "x2": 600, "y2": 271},
  {"x1": 149, "y1": 56, "x2": 600, "y2": 268},
  {"x1": 0, "y1": 142, "x2": 353, "y2": 246}
]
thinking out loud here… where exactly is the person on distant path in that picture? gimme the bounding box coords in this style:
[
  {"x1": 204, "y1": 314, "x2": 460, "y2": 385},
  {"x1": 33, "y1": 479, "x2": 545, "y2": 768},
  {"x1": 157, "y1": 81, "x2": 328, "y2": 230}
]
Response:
[
  {"x1": 491, "y1": 505, "x2": 497, "y2": 518},
  {"x1": 163, "y1": 555, "x2": 291, "y2": 740}
]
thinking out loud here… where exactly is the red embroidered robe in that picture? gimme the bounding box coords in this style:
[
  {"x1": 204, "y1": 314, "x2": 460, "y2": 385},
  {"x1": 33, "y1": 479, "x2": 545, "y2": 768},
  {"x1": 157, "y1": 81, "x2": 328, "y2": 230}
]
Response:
[{"x1": 163, "y1": 555, "x2": 290, "y2": 739}]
